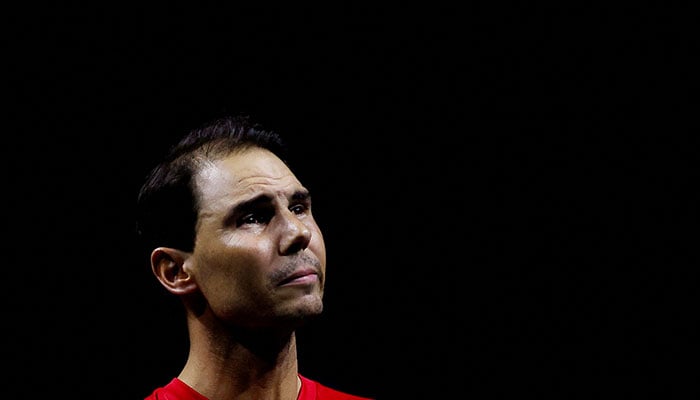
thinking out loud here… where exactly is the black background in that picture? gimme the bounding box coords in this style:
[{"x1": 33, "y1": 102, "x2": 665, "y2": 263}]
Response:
[{"x1": 4, "y1": 4, "x2": 698, "y2": 399}]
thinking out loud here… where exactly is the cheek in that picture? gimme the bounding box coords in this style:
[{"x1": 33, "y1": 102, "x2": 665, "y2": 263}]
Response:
[
  {"x1": 195, "y1": 243, "x2": 268, "y2": 296},
  {"x1": 310, "y1": 229, "x2": 326, "y2": 265},
  {"x1": 194, "y1": 249, "x2": 271, "y2": 319}
]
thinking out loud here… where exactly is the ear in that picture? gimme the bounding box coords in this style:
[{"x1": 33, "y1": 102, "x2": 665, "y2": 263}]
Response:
[{"x1": 151, "y1": 247, "x2": 198, "y2": 295}]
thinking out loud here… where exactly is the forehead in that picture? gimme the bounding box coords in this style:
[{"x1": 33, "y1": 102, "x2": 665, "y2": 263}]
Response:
[{"x1": 195, "y1": 147, "x2": 301, "y2": 207}]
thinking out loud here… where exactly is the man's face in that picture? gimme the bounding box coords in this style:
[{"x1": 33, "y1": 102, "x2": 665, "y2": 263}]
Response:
[{"x1": 187, "y1": 147, "x2": 326, "y2": 329}]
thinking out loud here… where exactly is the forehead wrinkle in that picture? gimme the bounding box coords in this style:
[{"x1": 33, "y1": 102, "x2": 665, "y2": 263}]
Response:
[
  {"x1": 236, "y1": 174, "x2": 300, "y2": 192},
  {"x1": 194, "y1": 147, "x2": 301, "y2": 215},
  {"x1": 233, "y1": 178, "x2": 305, "y2": 209},
  {"x1": 196, "y1": 164, "x2": 303, "y2": 217}
]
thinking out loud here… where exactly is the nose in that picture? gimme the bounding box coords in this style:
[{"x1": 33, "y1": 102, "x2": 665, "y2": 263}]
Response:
[{"x1": 279, "y1": 211, "x2": 312, "y2": 255}]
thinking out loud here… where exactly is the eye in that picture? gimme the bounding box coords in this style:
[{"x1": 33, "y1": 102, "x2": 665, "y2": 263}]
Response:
[
  {"x1": 289, "y1": 203, "x2": 309, "y2": 215},
  {"x1": 237, "y1": 210, "x2": 273, "y2": 226}
]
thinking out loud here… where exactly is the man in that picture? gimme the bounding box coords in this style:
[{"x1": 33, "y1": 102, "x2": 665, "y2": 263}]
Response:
[{"x1": 136, "y1": 115, "x2": 372, "y2": 399}]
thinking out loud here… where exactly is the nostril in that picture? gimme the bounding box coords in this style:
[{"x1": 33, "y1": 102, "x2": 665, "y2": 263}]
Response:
[
  {"x1": 279, "y1": 212, "x2": 312, "y2": 255},
  {"x1": 287, "y1": 241, "x2": 305, "y2": 255},
  {"x1": 282, "y1": 234, "x2": 309, "y2": 255}
]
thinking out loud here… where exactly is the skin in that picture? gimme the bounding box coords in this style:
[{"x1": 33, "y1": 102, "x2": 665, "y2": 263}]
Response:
[{"x1": 150, "y1": 147, "x2": 327, "y2": 400}]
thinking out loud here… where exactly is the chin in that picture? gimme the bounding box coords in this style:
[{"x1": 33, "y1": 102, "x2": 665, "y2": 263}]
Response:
[
  {"x1": 298, "y1": 295, "x2": 324, "y2": 316},
  {"x1": 284, "y1": 297, "x2": 324, "y2": 324}
]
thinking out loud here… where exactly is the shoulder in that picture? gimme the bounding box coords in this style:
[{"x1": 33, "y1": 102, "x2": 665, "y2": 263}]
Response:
[
  {"x1": 298, "y1": 374, "x2": 374, "y2": 400},
  {"x1": 144, "y1": 378, "x2": 208, "y2": 400}
]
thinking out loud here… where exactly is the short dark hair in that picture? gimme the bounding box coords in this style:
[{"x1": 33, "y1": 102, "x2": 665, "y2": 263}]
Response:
[{"x1": 135, "y1": 115, "x2": 288, "y2": 256}]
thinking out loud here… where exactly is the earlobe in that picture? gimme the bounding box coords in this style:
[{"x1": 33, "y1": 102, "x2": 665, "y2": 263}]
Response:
[{"x1": 151, "y1": 247, "x2": 197, "y2": 295}]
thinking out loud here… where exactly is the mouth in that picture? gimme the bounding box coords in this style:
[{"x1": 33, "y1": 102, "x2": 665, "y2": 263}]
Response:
[
  {"x1": 274, "y1": 253, "x2": 323, "y2": 287},
  {"x1": 278, "y1": 268, "x2": 320, "y2": 287}
]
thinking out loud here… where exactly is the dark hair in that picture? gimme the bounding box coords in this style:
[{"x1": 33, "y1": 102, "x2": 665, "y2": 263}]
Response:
[{"x1": 136, "y1": 115, "x2": 288, "y2": 256}]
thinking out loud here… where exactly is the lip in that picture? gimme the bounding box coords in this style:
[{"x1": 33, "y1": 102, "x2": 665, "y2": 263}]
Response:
[{"x1": 278, "y1": 269, "x2": 319, "y2": 286}]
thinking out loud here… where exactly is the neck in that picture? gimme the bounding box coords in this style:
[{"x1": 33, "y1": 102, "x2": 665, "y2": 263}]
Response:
[{"x1": 179, "y1": 319, "x2": 301, "y2": 400}]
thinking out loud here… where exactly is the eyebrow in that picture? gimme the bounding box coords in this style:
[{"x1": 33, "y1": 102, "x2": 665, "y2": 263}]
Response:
[
  {"x1": 223, "y1": 189, "x2": 311, "y2": 222},
  {"x1": 239, "y1": 189, "x2": 310, "y2": 207},
  {"x1": 291, "y1": 190, "x2": 311, "y2": 203}
]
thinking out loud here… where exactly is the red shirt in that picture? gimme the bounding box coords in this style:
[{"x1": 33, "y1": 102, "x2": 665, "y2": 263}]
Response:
[{"x1": 144, "y1": 374, "x2": 372, "y2": 400}]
